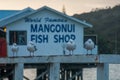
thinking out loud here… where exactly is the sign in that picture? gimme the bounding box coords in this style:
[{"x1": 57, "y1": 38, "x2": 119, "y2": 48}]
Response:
[
  {"x1": 24, "y1": 17, "x2": 76, "y2": 44},
  {"x1": 4, "y1": 6, "x2": 95, "y2": 56}
]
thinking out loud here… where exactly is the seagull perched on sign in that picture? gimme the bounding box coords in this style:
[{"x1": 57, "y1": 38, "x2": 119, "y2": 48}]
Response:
[
  {"x1": 84, "y1": 39, "x2": 95, "y2": 55},
  {"x1": 27, "y1": 41, "x2": 37, "y2": 56},
  {"x1": 11, "y1": 43, "x2": 19, "y2": 57},
  {"x1": 66, "y1": 39, "x2": 76, "y2": 55}
]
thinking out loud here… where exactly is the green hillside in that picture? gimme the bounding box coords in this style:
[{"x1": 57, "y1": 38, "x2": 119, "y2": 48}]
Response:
[{"x1": 73, "y1": 5, "x2": 120, "y2": 54}]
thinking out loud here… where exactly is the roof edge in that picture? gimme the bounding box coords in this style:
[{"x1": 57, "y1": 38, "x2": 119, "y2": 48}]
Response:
[
  {"x1": 0, "y1": 7, "x2": 34, "y2": 22},
  {"x1": 36, "y1": 6, "x2": 92, "y2": 28},
  {"x1": 0, "y1": 6, "x2": 92, "y2": 28}
]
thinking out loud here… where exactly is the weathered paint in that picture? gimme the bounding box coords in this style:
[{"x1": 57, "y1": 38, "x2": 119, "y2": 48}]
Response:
[
  {"x1": 0, "y1": 54, "x2": 118, "y2": 80},
  {"x1": 14, "y1": 63, "x2": 24, "y2": 80},
  {"x1": 0, "y1": 6, "x2": 98, "y2": 57},
  {"x1": 6, "y1": 8, "x2": 85, "y2": 56},
  {"x1": 49, "y1": 63, "x2": 60, "y2": 80},
  {"x1": 0, "y1": 55, "x2": 99, "y2": 63},
  {"x1": 97, "y1": 63, "x2": 109, "y2": 80},
  {"x1": 0, "y1": 54, "x2": 118, "y2": 64}
]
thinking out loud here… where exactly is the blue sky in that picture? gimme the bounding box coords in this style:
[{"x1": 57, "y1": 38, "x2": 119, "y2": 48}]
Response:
[{"x1": 0, "y1": 0, "x2": 120, "y2": 15}]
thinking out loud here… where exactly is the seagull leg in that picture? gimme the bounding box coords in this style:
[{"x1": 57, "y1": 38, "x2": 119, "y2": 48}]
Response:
[
  {"x1": 31, "y1": 52, "x2": 32, "y2": 56},
  {"x1": 91, "y1": 50, "x2": 92, "y2": 55},
  {"x1": 30, "y1": 52, "x2": 31, "y2": 56},
  {"x1": 13, "y1": 53, "x2": 14, "y2": 57},
  {"x1": 63, "y1": 49, "x2": 65, "y2": 55},
  {"x1": 86, "y1": 50, "x2": 88, "y2": 55},
  {"x1": 33, "y1": 52, "x2": 34, "y2": 57},
  {"x1": 70, "y1": 51, "x2": 71, "y2": 55},
  {"x1": 72, "y1": 50, "x2": 73, "y2": 55},
  {"x1": 16, "y1": 52, "x2": 17, "y2": 57},
  {"x1": 15, "y1": 52, "x2": 16, "y2": 57}
]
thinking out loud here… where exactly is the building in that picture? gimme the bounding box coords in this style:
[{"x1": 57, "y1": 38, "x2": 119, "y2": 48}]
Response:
[{"x1": 0, "y1": 6, "x2": 97, "y2": 56}]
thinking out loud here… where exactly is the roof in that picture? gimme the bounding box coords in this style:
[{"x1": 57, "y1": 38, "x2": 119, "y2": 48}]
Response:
[
  {"x1": 0, "y1": 7, "x2": 34, "y2": 27},
  {"x1": 0, "y1": 10, "x2": 19, "y2": 19},
  {"x1": 0, "y1": 6, "x2": 92, "y2": 28}
]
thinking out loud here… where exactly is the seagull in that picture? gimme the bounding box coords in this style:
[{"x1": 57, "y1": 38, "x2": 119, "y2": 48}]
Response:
[
  {"x1": 84, "y1": 39, "x2": 95, "y2": 54},
  {"x1": 27, "y1": 41, "x2": 37, "y2": 56},
  {"x1": 66, "y1": 39, "x2": 76, "y2": 55},
  {"x1": 11, "y1": 43, "x2": 19, "y2": 57}
]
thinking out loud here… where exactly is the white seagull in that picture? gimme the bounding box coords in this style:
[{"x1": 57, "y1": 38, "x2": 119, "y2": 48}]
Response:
[
  {"x1": 66, "y1": 39, "x2": 76, "y2": 55},
  {"x1": 27, "y1": 41, "x2": 37, "y2": 56},
  {"x1": 84, "y1": 39, "x2": 95, "y2": 54},
  {"x1": 11, "y1": 43, "x2": 19, "y2": 57}
]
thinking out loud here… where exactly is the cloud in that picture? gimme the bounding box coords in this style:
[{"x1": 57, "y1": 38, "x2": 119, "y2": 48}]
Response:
[{"x1": 0, "y1": 0, "x2": 120, "y2": 15}]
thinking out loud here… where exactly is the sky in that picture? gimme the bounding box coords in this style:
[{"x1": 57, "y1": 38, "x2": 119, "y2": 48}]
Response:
[{"x1": 0, "y1": 0, "x2": 120, "y2": 15}]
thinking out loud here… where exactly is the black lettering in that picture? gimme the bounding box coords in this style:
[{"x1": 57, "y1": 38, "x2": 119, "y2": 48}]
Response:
[
  {"x1": 31, "y1": 35, "x2": 37, "y2": 43},
  {"x1": 31, "y1": 24, "x2": 38, "y2": 32},
  {"x1": 38, "y1": 24, "x2": 43, "y2": 32},
  {"x1": 71, "y1": 34, "x2": 76, "y2": 40},
  {"x1": 59, "y1": 35, "x2": 64, "y2": 43},
  {"x1": 54, "y1": 35, "x2": 58, "y2": 43},
  {"x1": 38, "y1": 35, "x2": 43, "y2": 43},
  {"x1": 43, "y1": 35, "x2": 48, "y2": 43}
]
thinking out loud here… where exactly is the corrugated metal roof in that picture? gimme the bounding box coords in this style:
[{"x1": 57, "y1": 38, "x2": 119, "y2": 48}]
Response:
[
  {"x1": 0, "y1": 10, "x2": 20, "y2": 19},
  {"x1": 0, "y1": 7, "x2": 34, "y2": 27}
]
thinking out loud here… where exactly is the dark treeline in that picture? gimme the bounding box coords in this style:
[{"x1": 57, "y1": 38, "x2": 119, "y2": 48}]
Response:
[{"x1": 73, "y1": 4, "x2": 120, "y2": 54}]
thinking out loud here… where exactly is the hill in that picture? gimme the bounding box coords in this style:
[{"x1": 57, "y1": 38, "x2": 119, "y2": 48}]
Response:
[{"x1": 73, "y1": 5, "x2": 120, "y2": 54}]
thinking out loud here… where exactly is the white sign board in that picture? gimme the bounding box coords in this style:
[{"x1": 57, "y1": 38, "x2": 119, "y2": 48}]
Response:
[{"x1": 7, "y1": 9, "x2": 85, "y2": 56}]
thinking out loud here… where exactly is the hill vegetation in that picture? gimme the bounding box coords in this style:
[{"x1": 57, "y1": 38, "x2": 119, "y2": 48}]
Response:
[{"x1": 73, "y1": 5, "x2": 120, "y2": 54}]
